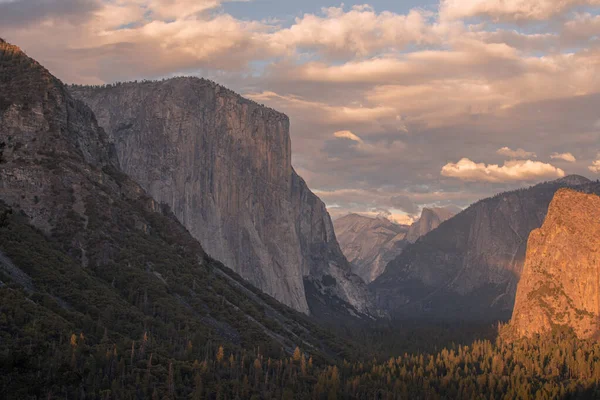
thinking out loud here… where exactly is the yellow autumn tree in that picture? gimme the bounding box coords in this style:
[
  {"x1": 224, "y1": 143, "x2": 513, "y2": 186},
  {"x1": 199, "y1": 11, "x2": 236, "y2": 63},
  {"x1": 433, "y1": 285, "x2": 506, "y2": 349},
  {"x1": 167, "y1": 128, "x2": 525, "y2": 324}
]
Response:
[
  {"x1": 293, "y1": 347, "x2": 301, "y2": 362},
  {"x1": 70, "y1": 333, "x2": 77, "y2": 349},
  {"x1": 216, "y1": 345, "x2": 224, "y2": 363}
]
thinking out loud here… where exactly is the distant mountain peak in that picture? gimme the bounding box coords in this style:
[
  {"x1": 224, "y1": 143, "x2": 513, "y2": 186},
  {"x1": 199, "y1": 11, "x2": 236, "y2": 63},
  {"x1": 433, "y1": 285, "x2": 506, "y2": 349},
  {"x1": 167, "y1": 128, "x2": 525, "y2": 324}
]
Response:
[
  {"x1": 372, "y1": 177, "x2": 600, "y2": 321},
  {"x1": 334, "y1": 214, "x2": 409, "y2": 283},
  {"x1": 405, "y1": 206, "x2": 456, "y2": 243},
  {"x1": 552, "y1": 174, "x2": 591, "y2": 186}
]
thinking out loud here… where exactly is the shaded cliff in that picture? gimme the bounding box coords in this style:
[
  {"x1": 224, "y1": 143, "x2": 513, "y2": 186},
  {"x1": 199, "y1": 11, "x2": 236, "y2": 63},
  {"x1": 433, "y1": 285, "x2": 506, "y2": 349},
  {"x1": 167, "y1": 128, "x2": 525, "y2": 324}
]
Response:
[
  {"x1": 406, "y1": 207, "x2": 456, "y2": 243},
  {"x1": 509, "y1": 189, "x2": 600, "y2": 339},
  {"x1": 372, "y1": 175, "x2": 593, "y2": 321},
  {"x1": 334, "y1": 214, "x2": 409, "y2": 283},
  {"x1": 0, "y1": 37, "x2": 365, "y2": 371},
  {"x1": 70, "y1": 79, "x2": 375, "y2": 317}
]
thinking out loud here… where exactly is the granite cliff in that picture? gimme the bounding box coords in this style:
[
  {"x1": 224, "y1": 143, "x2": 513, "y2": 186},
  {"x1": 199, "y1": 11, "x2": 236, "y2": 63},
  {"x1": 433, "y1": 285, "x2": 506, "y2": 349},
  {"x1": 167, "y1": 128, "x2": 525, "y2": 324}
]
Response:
[
  {"x1": 406, "y1": 207, "x2": 456, "y2": 243},
  {"x1": 0, "y1": 37, "x2": 365, "y2": 365},
  {"x1": 334, "y1": 214, "x2": 409, "y2": 283},
  {"x1": 70, "y1": 79, "x2": 375, "y2": 317},
  {"x1": 334, "y1": 207, "x2": 456, "y2": 283},
  {"x1": 509, "y1": 189, "x2": 600, "y2": 339},
  {"x1": 372, "y1": 175, "x2": 593, "y2": 320}
]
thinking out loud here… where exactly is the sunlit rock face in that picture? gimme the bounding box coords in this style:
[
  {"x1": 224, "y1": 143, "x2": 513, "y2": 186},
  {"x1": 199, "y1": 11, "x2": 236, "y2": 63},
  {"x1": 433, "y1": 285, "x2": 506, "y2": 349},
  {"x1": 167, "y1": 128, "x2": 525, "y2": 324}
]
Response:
[
  {"x1": 510, "y1": 189, "x2": 600, "y2": 339},
  {"x1": 372, "y1": 175, "x2": 593, "y2": 321},
  {"x1": 334, "y1": 214, "x2": 409, "y2": 283},
  {"x1": 71, "y1": 79, "x2": 376, "y2": 317}
]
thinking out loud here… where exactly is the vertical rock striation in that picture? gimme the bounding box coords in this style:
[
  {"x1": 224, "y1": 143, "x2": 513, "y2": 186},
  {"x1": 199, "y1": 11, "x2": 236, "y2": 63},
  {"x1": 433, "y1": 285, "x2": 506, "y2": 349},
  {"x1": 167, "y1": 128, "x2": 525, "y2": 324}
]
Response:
[
  {"x1": 334, "y1": 214, "x2": 409, "y2": 283},
  {"x1": 70, "y1": 79, "x2": 375, "y2": 316},
  {"x1": 510, "y1": 189, "x2": 600, "y2": 339}
]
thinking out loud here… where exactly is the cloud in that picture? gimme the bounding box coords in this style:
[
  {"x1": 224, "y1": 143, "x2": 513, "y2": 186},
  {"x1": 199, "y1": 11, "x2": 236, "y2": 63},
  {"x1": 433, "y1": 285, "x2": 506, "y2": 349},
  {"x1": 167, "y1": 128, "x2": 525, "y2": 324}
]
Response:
[
  {"x1": 334, "y1": 130, "x2": 363, "y2": 143},
  {"x1": 440, "y1": 0, "x2": 600, "y2": 22},
  {"x1": 5, "y1": 1, "x2": 600, "y2": 221},
  {"x1": 497, "y1": 147, "x2": 537, "y2": 158},
  {"x1": 441, "y1": 158, "x2": 566, "y2": 182},
  {"x1": 390, "y1": 195, "x2": 418, "y2": 215},
  {"x1": 269, "y1": 6, "x2": 439, "y2": 59},
  {"x1": 551, "y1": 152, "x2": 577, "y2": 162},
  {"x1": 0, "y1": 0, "x2": 100, "y2": 27},
  {"x1": 589, "y1": 154, "x2": 600, "y2": 173},
  {"x1": 248, "y1": 91, "x2": 401, "y2": 130},
  {"x1": 147, "y1": 0, "x2": 225, "y2": 19}
]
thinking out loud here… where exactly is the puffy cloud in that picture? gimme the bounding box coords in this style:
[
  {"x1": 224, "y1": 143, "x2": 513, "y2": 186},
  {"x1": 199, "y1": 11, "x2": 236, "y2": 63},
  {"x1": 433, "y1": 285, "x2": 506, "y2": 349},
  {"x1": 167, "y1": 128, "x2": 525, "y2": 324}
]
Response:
[
  {"x1": 589, "y1": 154, "x2": 600, "y2": 173},
  {"x1": 440, "y1": 0, "x2": 600, "y2": 22},
  {"x1": 441, "y1": 158, "x2": 566, "y2": 182},
  {"x1": 269, "y1": 6, "x2": 439, "y2": 58},
  {"x1": 2, "y1": 3, "x2": 275, "y2": 83},
  {"x1": 334, "y1": 130, "x2": 363, "y2": 143},
  {"x1": 5, "y1": 0, "x2": 600, "y2": 220},
  {"x1": 551, "y1": 152, "x2": 577, "y2": 162},
  {"x1": 497, "y1": 147, "x2": 537, "y2": 158}
]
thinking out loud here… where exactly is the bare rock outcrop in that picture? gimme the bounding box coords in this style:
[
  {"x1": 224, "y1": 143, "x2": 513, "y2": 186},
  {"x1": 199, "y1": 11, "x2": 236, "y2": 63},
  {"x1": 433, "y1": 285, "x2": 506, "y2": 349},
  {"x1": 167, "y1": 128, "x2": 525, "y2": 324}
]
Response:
[
  {"x1": 406, "y1": 207, "x2": 456, "y2": 243},
  {"x1": 0, "y1": 38, "x2": 120, "y2": 238},
  {"x1": 509, "y1": 189, "x2": 600, "y2": 339},
  {"x1": 334, "y1": 214, "x2": 409, "y2": 283},
  {"x1": 70, "y1": 79, "x2": 375, "y2": 317}
]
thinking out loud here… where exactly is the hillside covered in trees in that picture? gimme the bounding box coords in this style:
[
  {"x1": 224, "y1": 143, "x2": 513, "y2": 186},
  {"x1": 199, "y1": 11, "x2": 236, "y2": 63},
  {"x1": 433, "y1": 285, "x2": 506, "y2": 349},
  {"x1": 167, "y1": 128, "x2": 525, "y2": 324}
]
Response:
[{"x1": 2, "y1": 37, "x2": 600, "y2": 400}]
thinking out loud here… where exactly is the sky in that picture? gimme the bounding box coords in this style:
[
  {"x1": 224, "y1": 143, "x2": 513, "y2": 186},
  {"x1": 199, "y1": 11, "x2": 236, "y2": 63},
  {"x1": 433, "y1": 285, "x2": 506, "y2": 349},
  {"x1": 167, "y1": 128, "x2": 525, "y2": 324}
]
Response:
[{"x1": 3, "y1": 0, "x2": 600, "y2": 224}]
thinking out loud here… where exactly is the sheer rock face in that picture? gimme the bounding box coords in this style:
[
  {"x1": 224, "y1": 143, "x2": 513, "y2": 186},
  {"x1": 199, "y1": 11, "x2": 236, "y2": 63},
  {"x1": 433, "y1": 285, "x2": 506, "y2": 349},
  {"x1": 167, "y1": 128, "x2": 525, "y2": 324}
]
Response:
[
  {"x1": 510, "y1": 189, "x2": 600, "y2": 339},
  {"x1": 0, "y1": 39, "x2": 371, "y2": 355},
  {"x1": 70, "y1": 79, "x2": 374, "y2": 316},
  {"x1": 0, "y1": 39, "x2": 122, "y2": 236},
  {"x1": 406, "y1": 207, "x2": 456, "y2": 244},
  {"x1": 372, "y1": 176, "x2": 593, "y2": 321},
  {"x1": 334, "y1": 214, "x2": 409, "y2": 283}
]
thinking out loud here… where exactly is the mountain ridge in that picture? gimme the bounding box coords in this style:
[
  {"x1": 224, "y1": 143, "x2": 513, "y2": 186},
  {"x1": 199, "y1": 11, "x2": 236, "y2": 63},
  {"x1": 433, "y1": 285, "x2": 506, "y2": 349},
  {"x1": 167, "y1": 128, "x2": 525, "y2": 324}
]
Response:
[
  {"x1": 0, "y1": 36, "x2": 364, "y2": 371},
  {"x1": 372, "y1": 175, "x2": 594, "y2": 321},
  {"x1": 334, "y1": 214, "x2": 409, "y2": 283}
]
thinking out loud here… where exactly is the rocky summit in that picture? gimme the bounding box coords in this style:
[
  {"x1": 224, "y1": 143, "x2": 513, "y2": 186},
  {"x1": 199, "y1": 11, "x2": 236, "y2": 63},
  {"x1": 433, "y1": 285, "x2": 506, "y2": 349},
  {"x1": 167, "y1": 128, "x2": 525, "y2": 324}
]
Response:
[
  {"x1": 334, "y1": 214, "x2": 409, "y2": 283},
  {"x1": 334, "y1": 208, "x2": 456, "y2": 284},
  {"x1": 405, "y1": 207, "x2": 456, "y2": 243},
  {"x1": 70, "y1": 79, "x2": 375, "y2": 317},
  {"x1": 372, "y1": 175, "x2": 593, "y2": 321},
  {"x1": 509, "y1": 189, "x2": 600, "y2": 339}
]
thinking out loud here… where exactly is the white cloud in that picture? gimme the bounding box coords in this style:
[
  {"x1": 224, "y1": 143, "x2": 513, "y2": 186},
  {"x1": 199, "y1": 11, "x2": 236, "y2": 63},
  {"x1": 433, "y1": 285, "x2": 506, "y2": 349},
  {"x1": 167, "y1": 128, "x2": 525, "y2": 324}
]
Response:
[
  {"x1": 440, "y1": 0, "x2": 600, "y2": 22},
  {"x1": 441, "y1": 158, "x2": 566, "y2": 182},
  {"x1": 269, "y1": 6, "x2": 439, "y2": 58},
  {"x1": 5, "y1": 0, "x2": 600, "y2": 219},
  {"x1": 334, "y1": 130, "x2": 363, "y2": 143},
  {"x1": 589, "y1": 154, "x2": 600, "y2": 173},
  {"x1": 497, "y1": 147, "x2": 537, "y2": 158},
  {"x1": 550, "y1": 152, "x2": 577, "y2": 162}
]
